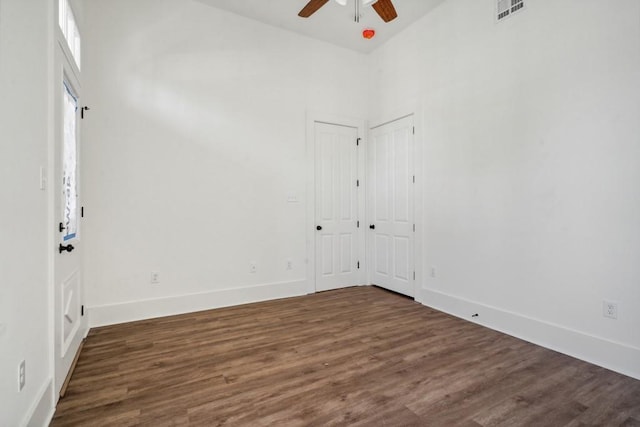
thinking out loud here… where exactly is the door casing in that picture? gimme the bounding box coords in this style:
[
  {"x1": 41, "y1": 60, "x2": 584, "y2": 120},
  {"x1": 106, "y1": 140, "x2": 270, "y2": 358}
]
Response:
[
  {"x1": 306, "y1": 113, "x2": 366, "y2": 294},
  {"x1": 314, "y1": 122, "x2": 360, "y2": 292},
  {"x1": 51, "y1": 18, "x2": 89, "y2": 398},
  {"x1": 367, "y1": 114, "x2": 416, "y2": 298}
]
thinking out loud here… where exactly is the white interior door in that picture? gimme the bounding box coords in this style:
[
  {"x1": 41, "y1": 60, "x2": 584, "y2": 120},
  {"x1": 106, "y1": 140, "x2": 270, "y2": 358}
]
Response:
[
  {"x1": 315, "y1": 122, "x2": 360, "y2": 292},
  {"x1": 369, "y1": 116, "x2": 415, "y2": 297},
  {"x1": 53, "y1": 50, "x2": 86, "y2": 396}
]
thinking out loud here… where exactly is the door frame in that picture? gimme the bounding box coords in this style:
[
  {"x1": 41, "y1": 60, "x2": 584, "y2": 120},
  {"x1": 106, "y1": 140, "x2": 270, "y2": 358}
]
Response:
[
  {"x1": 49, "y1": 0, "x2": 89, "y2": 399},
  {"x1": 305, "y1": 112, "x2": 367, "y2": 294},
  {"x1": 367, "y1": 109, "x2": 424, "y2": 302}
]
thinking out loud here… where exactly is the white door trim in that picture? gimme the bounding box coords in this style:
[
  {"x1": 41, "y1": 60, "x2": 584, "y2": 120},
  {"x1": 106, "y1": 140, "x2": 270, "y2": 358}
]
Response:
[
  {"x1": 367, "y1": 115, "x2": 416, "y2": 297},
  {"x1": 369, "y1": 105, "x2": 424, "y2": 301},
  {"x1": 51, "y1": 9, "x2": 89, "y2": 397},
  {"x1": 306, "y1": 112, "x2": 367, "y2": 294},
  {"x1": 367, "y1": 109, "x2": 425, "y2": 301}
]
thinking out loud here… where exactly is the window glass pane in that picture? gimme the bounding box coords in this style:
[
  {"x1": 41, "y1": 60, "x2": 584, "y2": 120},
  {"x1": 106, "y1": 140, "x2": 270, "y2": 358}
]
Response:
[
  {"x1": 74, "y1": 35, "x2": 81, "y2": 66},
  {"x1": 62, "y1": 82, "x2": 78, "y2": 241},
  {"x1": 58, "y1": 0, "x2": 66, "y2": 34},
  {"x1": 58, "y1": 0, "x2": 81, "y2": 70}
]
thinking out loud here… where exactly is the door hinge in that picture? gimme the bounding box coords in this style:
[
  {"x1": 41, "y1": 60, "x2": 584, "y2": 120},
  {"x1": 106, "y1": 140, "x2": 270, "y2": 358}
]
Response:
[
  {"x1": 413, "y1": 224, "x2": 416, "y2": 232},
  {"x1": 81, "y1": 106, "x2": 90, "y2": 119},
  {"x1": 413, "y1": 175, "x2": 415, "y2": 184},
  {"x1": 413, "y1": 126, "x2": 415, "y2": 135},
  {"x1": 81, "y1": 206, "x2": 84, "y2": 218},
  {"x1": 357, "y1": 220, "x2": 360, "y2": 228},
  {"x1": 357, "y1": 261, "x2": 360, "y2": 269},
  {"x1": 357, "y1": 138, "x2": 361, "y2": 146},
  {"x1": 413, "y1": 271, "x2": 416, "y2": 280},
  {"x1": 81, "y1": 305, "x2": 84, "y2": 316},
  {"x1": 356, "y1": 179, "x2": 360, "y2": 187}
]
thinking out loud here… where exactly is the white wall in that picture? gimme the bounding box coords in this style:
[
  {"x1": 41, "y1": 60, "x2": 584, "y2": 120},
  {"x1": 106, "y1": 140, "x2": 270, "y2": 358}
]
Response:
[
  {"x1": 82, "y1": 0, "x2": 368, "y2": 325},
  {"x1": 0, "y1": 0, "x2": 54, "y2": 425},
  {"x1": 369, "y1": 0, "x2": 640, "y2": 378},
  {"x1": 1, "y1": 0, "x2": 631, "y2": 424}
]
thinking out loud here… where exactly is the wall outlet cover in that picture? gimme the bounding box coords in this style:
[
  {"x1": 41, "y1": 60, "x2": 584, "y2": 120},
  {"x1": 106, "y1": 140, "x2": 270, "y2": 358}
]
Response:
[
  {"x1": 150, "y1": 272, "x2": 160, "y2": 284},
  {"x1": 19, "y1": 360, "x2": 25, "y2": 391},
  {"x1": 603, "y1": 300, "x2": 618, "y2": 319}
]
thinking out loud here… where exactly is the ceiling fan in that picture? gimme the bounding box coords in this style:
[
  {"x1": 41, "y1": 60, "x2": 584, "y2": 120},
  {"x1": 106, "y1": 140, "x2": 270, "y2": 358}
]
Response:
[{"x1": 298, "y1": 0, "x2": 398, "y2": 23}]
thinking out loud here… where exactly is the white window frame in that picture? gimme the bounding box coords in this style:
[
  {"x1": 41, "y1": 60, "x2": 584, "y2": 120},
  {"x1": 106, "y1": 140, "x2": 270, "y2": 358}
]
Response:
[{"x1": 57, "y1": 0, "x2": 82, "y2": 72}]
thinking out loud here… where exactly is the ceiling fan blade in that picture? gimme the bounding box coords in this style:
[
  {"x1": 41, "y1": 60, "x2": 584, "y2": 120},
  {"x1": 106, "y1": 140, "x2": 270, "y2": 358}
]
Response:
[
  {"x1": 372, "y1": 0, "x2": 398, "y2": 22},
  {"x1": 298, "y1": 0, "x2": 330, "y2": 18}
]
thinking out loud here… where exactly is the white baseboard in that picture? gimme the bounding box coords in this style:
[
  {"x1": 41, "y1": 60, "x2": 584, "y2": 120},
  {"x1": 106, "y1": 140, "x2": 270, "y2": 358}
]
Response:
[
  {"x1": 25, "y1": 379, "x2": 54, "y2": 427},
  {"x1": 420, "y1": 287, "x2": 640, "y2": 381},
  {"x1": 88, "y1": 280, "x2": 308, "y2": 328}
]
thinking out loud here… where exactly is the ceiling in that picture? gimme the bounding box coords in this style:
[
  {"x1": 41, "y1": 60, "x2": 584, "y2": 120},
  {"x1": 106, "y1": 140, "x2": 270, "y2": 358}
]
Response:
[{"x1": 195, "y1": 0, "x2": 446, "y2": 53}]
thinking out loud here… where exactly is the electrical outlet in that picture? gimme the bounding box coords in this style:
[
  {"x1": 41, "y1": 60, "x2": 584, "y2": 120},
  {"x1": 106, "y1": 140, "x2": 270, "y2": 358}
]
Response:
[
  {"x1": 249, "y1": 262, "x2": 257, "y2": 273},
  {"x1": 150, "y1": 271, "x2": 160, "y2": 284},
  {"x1": 603, "y1": 300, "x2": 618, "y2": 319},
  {"x1": 19, "y1": 360, "x2": 25, "y2": 391},
  {"x1": 286, "y1": 259, "x2": 293, "y2": 271}
]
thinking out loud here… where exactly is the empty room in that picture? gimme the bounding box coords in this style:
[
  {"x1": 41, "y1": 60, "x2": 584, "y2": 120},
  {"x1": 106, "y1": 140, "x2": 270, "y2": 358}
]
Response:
[{"x1": 1, "y1": 0, "x2": 639, "y2": 425}]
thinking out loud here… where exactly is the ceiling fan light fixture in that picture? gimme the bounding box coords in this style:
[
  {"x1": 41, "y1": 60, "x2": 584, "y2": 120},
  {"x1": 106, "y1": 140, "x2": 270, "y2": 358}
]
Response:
[
  {"x1": 334, "y1": 0, "x2": 347, "y2": 6},
  {"x1": 362, "y1": 28, "x2": 375, "y2": 39}
]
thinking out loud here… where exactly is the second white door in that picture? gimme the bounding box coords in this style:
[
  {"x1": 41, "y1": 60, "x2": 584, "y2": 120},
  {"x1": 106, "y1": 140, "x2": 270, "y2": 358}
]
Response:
[
  {"x1": 369, "y1": 116, "x2": 415, "y2": 297},
  {"x1": 315, "y1": 122, "x2": 361, "y2": 292}
]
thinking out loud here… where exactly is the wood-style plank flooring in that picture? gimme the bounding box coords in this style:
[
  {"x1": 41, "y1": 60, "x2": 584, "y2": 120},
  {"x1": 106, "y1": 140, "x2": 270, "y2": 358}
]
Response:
[{"x1": 53, "y1": 286, "x2": 640, "y2": 426}]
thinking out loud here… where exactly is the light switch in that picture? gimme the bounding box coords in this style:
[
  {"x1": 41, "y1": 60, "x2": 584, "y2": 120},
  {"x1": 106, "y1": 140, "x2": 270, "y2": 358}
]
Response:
[{"x1": 39, "y1": 167, "x2": 47, "y2": 190}]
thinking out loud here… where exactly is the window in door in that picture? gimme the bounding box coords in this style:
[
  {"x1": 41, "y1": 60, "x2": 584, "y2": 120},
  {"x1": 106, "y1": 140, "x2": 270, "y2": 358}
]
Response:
[{"x1": 62, "y1": 82, "x2": 79, "y2": 241}]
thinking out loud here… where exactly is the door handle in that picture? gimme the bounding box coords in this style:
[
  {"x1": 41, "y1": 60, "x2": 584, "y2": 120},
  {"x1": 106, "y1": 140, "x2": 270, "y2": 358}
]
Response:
[
  {"x1": 369, "y1": 224, "x2": 375, "y2": 230},
  {"x1": 316, "y1": 225, "x2": 322, "y2": 231},
  {"x1": 59, "y1": 243, "x2": 75, "y2": 254}
]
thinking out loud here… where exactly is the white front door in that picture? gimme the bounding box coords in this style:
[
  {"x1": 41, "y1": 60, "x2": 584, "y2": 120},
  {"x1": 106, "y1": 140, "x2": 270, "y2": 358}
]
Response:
[
  {"x1": 369, "y1": 116, "x2": 415, "y2": 297},
  {"x1": 53, "y1": 52, "x2": 86, "y2": 396},
  {"x1": 315, "y1": 122, "x2": 361, "y2": 292}
]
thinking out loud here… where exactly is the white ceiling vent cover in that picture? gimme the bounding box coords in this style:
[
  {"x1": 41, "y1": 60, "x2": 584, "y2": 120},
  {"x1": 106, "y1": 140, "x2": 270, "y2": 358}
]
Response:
[{"x1": 497, "y1": 0, "x2": 525, "y2": 21}]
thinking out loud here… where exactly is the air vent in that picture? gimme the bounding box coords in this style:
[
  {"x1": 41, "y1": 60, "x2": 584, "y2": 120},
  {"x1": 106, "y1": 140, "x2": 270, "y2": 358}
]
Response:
[{"x1": 497, "y1": 0, "x2": 525, "y2": 21}]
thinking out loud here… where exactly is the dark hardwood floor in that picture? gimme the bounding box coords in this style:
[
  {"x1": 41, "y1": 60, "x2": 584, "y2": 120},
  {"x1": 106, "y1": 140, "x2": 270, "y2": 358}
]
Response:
[{"x1": 52, "y1": 286, "x2": 640, "y2": 426}]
